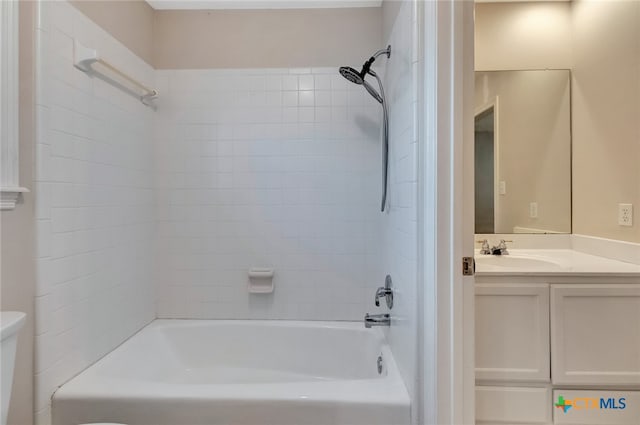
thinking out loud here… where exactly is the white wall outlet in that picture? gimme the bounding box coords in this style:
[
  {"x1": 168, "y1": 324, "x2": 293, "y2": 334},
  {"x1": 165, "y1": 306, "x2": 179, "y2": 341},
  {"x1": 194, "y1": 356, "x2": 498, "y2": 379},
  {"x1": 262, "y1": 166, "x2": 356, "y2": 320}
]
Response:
[
  {"x1": 499, "y1": 181, "x2": 506, "y2": 195},
  {"x1": 529, "y1": 202, "x2": 538, "y2": 219},
  {"x1": 618, "y1": 203, "x2": 633, "y2": 226}
]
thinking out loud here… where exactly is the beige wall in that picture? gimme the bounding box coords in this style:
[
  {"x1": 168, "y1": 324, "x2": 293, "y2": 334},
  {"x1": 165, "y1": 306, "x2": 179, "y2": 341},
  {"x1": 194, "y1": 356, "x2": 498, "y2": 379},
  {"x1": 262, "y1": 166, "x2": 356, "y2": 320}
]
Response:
[
  {"x1": 153, "y1": 7, "x2": 381, "y2": 69},
  {"x1": 475, "y1": 2, "x2": 572, "y2": 71},
  {"x1": 382, "y1": 0, "x2": 401, "y2": 43},
  {"x1": 70, "y1": 2, "x2": 382, "y2": 69},
  {"x1": 475, "y1": 70, "x2": 572, "y2": 234},
  {"x1": 69, "y1": 0, "x2": 155, "y2": 65},
  {"x1": 1, "y1": 2, "x2": 36, "y2": 424},
  {"x1": 571, "y1": 0, "x2": 640, "y2": 242}
]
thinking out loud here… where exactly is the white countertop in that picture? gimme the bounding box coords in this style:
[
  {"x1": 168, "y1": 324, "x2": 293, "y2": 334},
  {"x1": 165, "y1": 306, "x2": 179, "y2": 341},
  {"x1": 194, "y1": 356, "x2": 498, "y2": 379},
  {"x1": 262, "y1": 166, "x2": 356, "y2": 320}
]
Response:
[{"x1": 475, "y1": 249, "x2": 640, "y2": 277}]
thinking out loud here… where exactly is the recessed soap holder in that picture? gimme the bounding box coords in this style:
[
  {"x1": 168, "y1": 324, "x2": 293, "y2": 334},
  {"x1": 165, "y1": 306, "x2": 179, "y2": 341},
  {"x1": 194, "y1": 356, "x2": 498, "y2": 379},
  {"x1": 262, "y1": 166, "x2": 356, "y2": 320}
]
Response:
[{"x1": 248, "y1": 268, "x2": 275, "y2": 294}]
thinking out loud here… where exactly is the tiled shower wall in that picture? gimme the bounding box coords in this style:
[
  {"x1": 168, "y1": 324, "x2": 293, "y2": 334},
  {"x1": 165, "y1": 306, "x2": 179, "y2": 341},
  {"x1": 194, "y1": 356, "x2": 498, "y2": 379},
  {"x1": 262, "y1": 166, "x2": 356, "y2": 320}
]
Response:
[
  {"x1": 33, "y1": 2, "x2": 156, "y2": 422},
  {"x1": 32, "y1": 1, "x2": 416, "y2": 422},
  {"x1": 381, "y1": 0, "x2": 419, "y2": 419},
  {"x1": 154, "y1": 68, "x2": 384, "y2": 320}
]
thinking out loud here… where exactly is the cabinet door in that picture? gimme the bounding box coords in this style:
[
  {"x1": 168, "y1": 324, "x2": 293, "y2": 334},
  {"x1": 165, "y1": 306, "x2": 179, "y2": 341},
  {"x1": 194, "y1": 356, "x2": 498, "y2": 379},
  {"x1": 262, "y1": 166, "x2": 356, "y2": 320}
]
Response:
[
  {"x1": 551, "y1": 284, "x2": 640, "y2": 386},
  {"x1": 476, "y1": 386, "x2": 551, "y2": 424},
  {"x1": 476, "y1": 283, "x2": 550, "y2": 382}
]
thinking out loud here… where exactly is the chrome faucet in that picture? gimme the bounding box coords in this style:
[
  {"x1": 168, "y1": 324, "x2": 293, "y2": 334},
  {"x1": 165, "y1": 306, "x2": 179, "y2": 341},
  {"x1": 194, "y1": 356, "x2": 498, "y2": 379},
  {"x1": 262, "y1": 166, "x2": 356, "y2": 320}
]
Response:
[
  {"x1": 495, "y1": 239, "x2": 509, "y2": 255},
  {"x1": 374, "y1": 275, "x2": 394, "y2": 308},
  {"x1": 478, "y1": 239, "x2": 491, "y2": 255},
  {"x1": 476, "y1": 239, "x2": 511, "y2": 255},
  {"x1": 366, "y1": 276, "x2": 393, "y2": 328},
  {"x1": 364, "y1": 313, "x2": 390, "y2": 328}
]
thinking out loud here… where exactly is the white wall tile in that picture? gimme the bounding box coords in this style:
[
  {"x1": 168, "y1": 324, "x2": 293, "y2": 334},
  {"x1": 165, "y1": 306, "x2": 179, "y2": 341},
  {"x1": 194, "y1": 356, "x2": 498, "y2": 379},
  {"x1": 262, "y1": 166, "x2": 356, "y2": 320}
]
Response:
[
  {"x1": 33, "y1": 1, "x2": 155, "y2": 420},
  {"x1": 155, "y1": 67, "x2": 382, "y2": 320},
  {"x1": 382, "y1": 0, "x2": 420, "y2": 421}
]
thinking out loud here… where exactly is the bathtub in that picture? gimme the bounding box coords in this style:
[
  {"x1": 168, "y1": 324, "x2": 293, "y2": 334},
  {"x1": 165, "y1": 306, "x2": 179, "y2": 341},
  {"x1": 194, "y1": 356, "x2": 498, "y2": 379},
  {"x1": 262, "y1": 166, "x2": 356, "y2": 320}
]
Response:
[{"x1": 53, "y1": 320, "x2": 410, "y2": 425}]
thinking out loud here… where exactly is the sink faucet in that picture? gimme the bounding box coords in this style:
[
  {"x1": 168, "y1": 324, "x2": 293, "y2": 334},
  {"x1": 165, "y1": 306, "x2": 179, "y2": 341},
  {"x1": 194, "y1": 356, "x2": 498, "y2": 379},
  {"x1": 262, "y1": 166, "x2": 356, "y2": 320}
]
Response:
[
  {"x1": 478, "y1": 239, "x2": 491, "y2": 255},
  {"x1": 495, "y1": 239, "x2": 509, "y2": 255},
  {"x1": 477, "y1": 239, "x2": 511, "y2": 255},
  {"x1": 364, "y1": 313, "x2": 390, "y2": 328}
]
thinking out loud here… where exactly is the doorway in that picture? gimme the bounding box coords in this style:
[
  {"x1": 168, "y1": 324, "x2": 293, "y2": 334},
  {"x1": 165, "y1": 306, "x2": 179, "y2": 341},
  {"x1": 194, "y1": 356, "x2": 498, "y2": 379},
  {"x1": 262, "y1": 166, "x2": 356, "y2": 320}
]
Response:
[{"x1": 474, "y1": 105, "x2": 496, "y2": 234}]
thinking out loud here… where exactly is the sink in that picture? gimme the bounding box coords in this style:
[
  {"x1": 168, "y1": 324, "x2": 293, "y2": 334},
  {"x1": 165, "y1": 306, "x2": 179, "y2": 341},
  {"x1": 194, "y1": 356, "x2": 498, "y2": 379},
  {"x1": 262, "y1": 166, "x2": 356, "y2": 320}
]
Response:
[{"x1": 475, "y1": 254, "x2": 564, "y2": 271}]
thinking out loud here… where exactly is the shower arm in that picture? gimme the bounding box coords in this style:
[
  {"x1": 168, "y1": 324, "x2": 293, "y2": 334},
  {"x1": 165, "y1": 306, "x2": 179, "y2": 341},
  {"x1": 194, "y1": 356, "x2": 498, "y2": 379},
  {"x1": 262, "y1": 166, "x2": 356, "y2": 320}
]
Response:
[
  {"x1": 361, "y1": 46, "x2": 392, "y2": 78},
  {"x1": 367, "y1": 69, "x2": 389, "y2": 212},
  {"x1": 372, "y1": 47, "x2": 392, "y2": 60}
]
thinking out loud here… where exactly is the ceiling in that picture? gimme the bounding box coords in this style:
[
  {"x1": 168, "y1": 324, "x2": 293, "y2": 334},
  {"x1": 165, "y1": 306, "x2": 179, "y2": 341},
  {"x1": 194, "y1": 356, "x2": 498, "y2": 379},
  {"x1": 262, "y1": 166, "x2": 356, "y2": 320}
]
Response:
[{"x1": 145, "y1": 0, "x2": 382, "y2": 10}]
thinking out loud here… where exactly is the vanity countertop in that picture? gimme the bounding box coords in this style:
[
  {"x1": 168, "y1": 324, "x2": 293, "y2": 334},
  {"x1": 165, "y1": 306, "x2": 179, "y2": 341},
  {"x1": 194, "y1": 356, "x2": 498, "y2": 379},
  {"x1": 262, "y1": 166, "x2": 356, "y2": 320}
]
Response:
[{"x1": 475, "y1": 249, "x2": 640, "y2": 277}]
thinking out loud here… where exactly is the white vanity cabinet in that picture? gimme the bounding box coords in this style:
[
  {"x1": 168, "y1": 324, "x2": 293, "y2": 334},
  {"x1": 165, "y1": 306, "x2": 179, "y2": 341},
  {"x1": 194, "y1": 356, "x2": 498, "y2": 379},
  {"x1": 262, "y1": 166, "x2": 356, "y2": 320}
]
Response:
[
  {"x1": 550, "y1": 284, "x2": 640, "y2": 386},
  {"x1": 475, "y1": 283, "x2": 550, "y2": 382},
  {"x1": 475, "y1": 253, "x2": 640, "y2": 425},
  {"x1": 475, "y1": 282, "x2": 552, "y2": 425}
]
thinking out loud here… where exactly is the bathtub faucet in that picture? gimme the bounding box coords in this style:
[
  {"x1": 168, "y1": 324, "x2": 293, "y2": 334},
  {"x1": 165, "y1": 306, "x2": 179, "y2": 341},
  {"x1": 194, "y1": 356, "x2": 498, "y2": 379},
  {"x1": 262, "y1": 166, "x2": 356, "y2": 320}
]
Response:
[{"x1": 364, "y1": 313, "x2": 390, "y2": 328}]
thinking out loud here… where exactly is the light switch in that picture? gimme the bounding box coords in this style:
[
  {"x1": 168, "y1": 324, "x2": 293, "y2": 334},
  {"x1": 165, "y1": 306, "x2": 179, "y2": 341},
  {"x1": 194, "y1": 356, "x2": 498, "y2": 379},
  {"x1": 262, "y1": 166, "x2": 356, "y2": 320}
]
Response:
[
  {"x1": 529, "y1": 202, "x2": 538, "y2": 218},
  {"x1": 499, "y1": 181, "x2": 506, "y2": 195}
]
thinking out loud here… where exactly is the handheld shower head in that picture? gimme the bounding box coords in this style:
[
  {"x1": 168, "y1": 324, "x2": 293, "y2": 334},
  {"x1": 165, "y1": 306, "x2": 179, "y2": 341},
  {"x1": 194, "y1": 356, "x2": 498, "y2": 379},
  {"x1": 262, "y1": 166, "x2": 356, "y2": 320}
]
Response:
[
  {"x1": 362, "y1": 79, "x2": 383, "y2": 103},
  {"x1": 340, "y1": 66, "x2": 382, "y2": 103},
  {"x1": 339, "y1": 46, "x2": 391, "y2": 212},
  {"x1": 339, "y1": 46, "x2": 390, "y2": 103},
  {"x1": 339, "y1": 67, "x2": 364, "y2": 85}
]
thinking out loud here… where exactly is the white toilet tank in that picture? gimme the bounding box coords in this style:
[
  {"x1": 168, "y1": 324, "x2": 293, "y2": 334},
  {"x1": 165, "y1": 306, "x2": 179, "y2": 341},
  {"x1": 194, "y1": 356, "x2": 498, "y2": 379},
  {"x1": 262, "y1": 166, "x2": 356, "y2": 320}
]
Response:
[{"x1": 1, "y1": 312, "x2": 26, "y2": 425}]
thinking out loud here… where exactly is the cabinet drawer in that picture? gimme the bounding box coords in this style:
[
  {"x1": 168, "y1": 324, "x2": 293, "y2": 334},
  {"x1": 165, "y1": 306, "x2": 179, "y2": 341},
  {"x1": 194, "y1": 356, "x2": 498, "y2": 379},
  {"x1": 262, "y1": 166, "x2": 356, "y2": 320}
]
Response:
[
  {"x1": 476, "y1": 385, "x2": 551, "y2": 424},
  {"x1": 553, "y1": 390, "x2": 640, "y2": 424},
  {"x1": 551, "y1": 284, "x2": 640, "y2": 386},
  {"x1": 476, "y1": 283, "x2": 550, "y2": 382}
]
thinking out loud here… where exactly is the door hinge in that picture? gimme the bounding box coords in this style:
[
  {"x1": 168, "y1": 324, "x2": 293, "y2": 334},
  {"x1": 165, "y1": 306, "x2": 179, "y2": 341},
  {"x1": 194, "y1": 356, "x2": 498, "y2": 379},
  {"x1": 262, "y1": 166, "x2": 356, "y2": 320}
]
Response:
[{"x1": 462, "y1": 257, "x2": 475, "y2": 276}]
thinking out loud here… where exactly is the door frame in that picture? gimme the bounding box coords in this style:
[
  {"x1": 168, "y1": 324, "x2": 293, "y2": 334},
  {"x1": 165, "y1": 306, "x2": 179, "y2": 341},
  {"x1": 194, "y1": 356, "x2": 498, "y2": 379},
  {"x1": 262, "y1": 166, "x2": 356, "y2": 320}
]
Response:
[
  {"x1": 474, "y1": 97, "x2": 500, "y2": 234},
  {"x1": 419, "y1": 0, "x2": 475, "y2": 424}
]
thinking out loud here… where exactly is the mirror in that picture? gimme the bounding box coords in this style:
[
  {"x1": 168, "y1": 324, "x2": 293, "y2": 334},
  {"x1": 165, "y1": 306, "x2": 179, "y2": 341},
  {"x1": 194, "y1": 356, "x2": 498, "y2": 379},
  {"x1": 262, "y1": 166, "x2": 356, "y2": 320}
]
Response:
[{"x1": 474, "y1": 70, "x2": 571, "y2": 234}]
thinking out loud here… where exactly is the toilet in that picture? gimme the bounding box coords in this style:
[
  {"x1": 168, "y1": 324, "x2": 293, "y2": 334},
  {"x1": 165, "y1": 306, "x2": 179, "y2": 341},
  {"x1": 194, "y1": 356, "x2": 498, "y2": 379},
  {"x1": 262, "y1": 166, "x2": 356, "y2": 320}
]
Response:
[{"x1": 1, "y1": 311, "x2": 26, "y2": 425}]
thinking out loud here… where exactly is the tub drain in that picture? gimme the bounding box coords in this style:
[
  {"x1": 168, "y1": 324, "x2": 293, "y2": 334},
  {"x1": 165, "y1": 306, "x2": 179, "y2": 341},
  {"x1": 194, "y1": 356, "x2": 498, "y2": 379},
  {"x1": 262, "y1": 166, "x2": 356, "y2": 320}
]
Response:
[{"x1": 377, "y1": 355, "x2": 384, "y2": 374}]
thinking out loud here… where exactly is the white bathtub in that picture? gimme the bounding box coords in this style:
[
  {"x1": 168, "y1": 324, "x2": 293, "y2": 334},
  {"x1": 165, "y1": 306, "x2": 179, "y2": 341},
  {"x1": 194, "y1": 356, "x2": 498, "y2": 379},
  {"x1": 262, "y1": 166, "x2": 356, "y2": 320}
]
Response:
[{"x1": 53, "y1": 320, "x2": 410, "y2": 425}]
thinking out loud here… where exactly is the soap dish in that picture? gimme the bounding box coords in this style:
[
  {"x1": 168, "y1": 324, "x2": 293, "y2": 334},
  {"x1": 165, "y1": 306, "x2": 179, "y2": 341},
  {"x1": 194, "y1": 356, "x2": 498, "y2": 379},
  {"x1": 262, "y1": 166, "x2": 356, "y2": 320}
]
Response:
[{"x1": 248, "y1": 268, "x2": 275, "y2": 294}]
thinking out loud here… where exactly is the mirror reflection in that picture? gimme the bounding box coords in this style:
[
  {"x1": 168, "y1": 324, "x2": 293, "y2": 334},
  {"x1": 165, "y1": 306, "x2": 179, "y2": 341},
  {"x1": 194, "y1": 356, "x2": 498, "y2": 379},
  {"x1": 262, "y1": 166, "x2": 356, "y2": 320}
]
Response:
[{"x1": 474, "y1": 70, "x2": 571, "y2": 234}]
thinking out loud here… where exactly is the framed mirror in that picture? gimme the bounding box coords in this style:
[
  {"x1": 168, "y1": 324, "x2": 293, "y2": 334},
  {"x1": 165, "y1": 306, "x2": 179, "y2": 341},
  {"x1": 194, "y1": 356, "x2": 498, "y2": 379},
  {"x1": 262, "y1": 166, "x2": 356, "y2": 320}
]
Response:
[{"x1": 474, "y1": 69, "x2": 571, "y2": 234}]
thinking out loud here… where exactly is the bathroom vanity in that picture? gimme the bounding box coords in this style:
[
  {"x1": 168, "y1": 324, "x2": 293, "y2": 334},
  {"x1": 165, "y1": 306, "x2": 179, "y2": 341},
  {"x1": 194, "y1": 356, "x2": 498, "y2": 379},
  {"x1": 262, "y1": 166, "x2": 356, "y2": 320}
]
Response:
[{"x1": 475, "y1": 250, "x2": 640, "y2": 425}]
